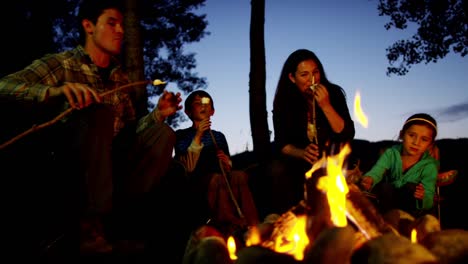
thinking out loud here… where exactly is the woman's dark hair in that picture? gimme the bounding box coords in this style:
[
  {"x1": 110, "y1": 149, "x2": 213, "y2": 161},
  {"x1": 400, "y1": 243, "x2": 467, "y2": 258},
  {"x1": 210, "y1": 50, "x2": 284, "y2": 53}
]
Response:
[
  {"x1": 184, "y1": 90, "x2": 214, "y2": 112},
  {"x1": 401, "y1": 113, "x2": 438, "y2": 141},
  {"x1": 273, "y1": 49, "x2": 346, "y2": 110},
  {"x1": 77, "y1": 0, "x2": 125, "y2": 45}
]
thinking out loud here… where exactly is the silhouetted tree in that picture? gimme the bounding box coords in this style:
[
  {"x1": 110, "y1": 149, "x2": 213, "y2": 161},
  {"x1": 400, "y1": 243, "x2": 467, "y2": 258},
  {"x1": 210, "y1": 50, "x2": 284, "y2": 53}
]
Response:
[
  {"x1": 124, "y1": 0, "x2": 147, "y2": 118},
  {"x1": 249, "y1": 0, "x2": 271, "y2": 162},
  {"x1": 378, "y1": 0, "x2": 467, "y2": 76},
  {"x1": 0, "y1": 1, "x2": 68, "y2": 76}
]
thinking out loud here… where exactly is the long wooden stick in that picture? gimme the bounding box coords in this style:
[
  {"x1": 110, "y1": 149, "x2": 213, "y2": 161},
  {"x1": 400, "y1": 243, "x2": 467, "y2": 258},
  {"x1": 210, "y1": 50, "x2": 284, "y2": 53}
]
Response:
[
  {"x1": 0, "y1": 80, "x2": 150, "y2": 150},
  {"x1": 209, "y1": 130, "x2": 245, "y2": 220}
]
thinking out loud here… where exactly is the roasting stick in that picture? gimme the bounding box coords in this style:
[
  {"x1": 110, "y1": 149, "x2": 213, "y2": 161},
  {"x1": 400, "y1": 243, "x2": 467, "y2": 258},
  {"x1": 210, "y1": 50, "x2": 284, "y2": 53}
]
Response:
[
  {"x1": 309, "y1": 75, "x2": 318, "y2": 145},
  {"x1": 0, "y1": 79, "x2": 165, "y2": 150},
  {"x1": 209, "y1": 130, "x2": 245, "y2": 220},
  {"x1": 201, "y1": 97, "x2": 245, "y2": 220}
]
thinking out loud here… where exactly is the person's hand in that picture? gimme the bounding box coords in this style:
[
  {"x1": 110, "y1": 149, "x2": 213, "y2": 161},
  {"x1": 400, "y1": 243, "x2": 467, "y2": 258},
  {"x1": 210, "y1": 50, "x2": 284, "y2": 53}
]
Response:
[
  {"x1": 154, "y1": 90, "x2": 182, "y2": 122},
  {"x1": 303, "y1": 143, "x2": 320, "y2": 165},
  {"x1": 216, "y1": 149, "x2": 232, "y2": 172},
  {"x1": 196, "y1": 118, "x2": 211, "y2": 136},
  {"x1": 48, "y1": 82, "x2": 101, "y2": 109},
  {"x1": 192, "y1": 117, "x2": 211, "y2": 145},
  {"x1": 313, "y1": 84, "x2": 331, "y2": 109},
  {"x1": 360, "y1": 176, "x2": 374, "y2": 191},
  {"x1": 414, "y1": 183, "x2": 425, "y2": 200}
]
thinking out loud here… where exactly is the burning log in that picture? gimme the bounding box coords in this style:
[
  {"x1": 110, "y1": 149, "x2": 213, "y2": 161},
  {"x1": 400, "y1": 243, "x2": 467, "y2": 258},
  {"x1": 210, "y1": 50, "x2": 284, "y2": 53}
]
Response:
[
  {"x1": 304, "y1": 171, "x2": 396, "y2": 241},
  {"x1": 185, "y1": 140, "x2": 463, "y2": 263},
  {"x1": 345, "y1": 183, "x2": 397, "y2": 239},
  {"x1": 246, "y1": 201, "x2": 312, "y2": 261},
  {"x1": 302, "y1": 143, "x2": 395, "y2": 241}
]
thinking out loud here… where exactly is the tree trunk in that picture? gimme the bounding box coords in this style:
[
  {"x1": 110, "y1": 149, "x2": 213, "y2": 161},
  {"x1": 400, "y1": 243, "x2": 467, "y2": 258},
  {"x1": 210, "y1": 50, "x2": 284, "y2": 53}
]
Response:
[
  {"x1": 249, "y1": 0, "x2": 271, "y2": 163},
  {"x1": 124, "y1": 0, "x2": 148, "y2": 118}
]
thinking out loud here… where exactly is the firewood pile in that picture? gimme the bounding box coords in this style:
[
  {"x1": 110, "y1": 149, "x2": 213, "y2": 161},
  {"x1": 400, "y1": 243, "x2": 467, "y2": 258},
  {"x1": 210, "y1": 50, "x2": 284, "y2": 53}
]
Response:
[{"x1": 183, "y1": 181, "x2": 468, "y2": 264}]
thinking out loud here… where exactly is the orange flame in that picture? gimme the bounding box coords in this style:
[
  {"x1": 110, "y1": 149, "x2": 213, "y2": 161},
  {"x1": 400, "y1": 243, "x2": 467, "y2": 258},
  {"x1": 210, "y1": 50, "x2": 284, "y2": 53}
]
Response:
[
  {"x1": 227, "y1": 236, "x2": 238, "y2": 260},
  {"x1": 246, "y1": 144, "x2": 353, "y2": 260},
  {"x1": 315, "y1": 144, "x2": 351, "y2": 227},
  {"x1": 411, "y1": 229, "x2": 417, "y2": 243},
  {"x1": 354, "y1": 91, "x2": 368, "y2": 128},
  {"x1": 273, "y1": 215, "x2": 309, "y2": 261},
  {"x1": 245, "y1": 226, "x2": 261, "y2": 246}
]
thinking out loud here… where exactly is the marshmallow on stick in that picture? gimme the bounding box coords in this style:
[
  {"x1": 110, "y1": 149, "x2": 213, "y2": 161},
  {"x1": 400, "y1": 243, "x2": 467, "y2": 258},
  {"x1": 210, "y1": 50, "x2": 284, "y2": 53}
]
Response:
[
  {"x1": 201, "y1": 97, "x2": 210, "y2": 105},
  {"x1": 310, "y1": 75, "x2": 317, "y2": 91},
  {"x1": 152, "y1": 79, "x2": 167, "y2": 86}
]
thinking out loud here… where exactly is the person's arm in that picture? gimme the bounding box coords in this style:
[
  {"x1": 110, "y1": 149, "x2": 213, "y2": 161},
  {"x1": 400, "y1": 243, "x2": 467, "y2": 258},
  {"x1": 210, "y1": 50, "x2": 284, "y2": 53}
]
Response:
[
  {"x1": 178, "y1": 140, "x2": 204, "y2": 173},
  {"x1": 281, "y1": 143, "x2": 319, "y2": 165},
  {"x1": 136, "y1": 90, "x2": 183, "y2": 138},
  {"x1": 0, "y1": 56, "x2": 61, "y2": 104},
  {"x1": 314, "y1": 84, "x2": 345, "y2": 133},
  {"x1": 175, "y1": 119, "x2": 211, "y2": 173},
  {"x1": 273, "y1": 104, "x2": 320, "y2": 163},
  {"x1": 360, "y1": 148, "x2": 393, "y2": 190},
  {"x1": 418, "y1": 163, "x2": 438, "y2": 210},
  {"x1": 0, "y1": 52, "x2": 101, "y2": 109},
  {"x1": 152, "y1": 90, "x2": 182, "y2": 123}
]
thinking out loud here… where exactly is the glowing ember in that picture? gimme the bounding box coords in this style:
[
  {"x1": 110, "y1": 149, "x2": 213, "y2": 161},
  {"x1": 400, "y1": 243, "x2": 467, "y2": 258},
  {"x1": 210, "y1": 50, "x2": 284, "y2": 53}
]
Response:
[
  {"x1": 152, "y1": 79, "x2": 167, "y2": 86},
  {"x1": 353, "y1": 91, "x2": 368, "y2": 128},
  {"x1": 227, "y1": 236, "x2": 238, "y2": 260}
]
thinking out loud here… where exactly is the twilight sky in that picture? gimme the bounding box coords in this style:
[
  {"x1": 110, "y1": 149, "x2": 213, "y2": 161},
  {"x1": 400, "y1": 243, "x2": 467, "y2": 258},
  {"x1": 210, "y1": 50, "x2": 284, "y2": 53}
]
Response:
[{"x1": 168, "y1": 0, "x2": 468, "y2": 155}]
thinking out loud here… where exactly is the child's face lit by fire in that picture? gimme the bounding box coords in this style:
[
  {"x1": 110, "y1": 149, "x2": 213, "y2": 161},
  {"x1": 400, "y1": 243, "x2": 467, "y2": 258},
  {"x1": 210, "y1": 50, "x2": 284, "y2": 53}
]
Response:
[
  {"x1": 189, "y1": 95, "x2": 214, "y2": 121},
  {"x1": 401, "y1": 124, "x2": 434, "y2": 157}
]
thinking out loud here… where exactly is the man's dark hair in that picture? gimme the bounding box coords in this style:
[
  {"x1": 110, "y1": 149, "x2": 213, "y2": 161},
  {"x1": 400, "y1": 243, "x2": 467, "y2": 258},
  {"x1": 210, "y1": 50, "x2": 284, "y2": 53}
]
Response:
[{"x1": 77, "y1": 0, "x2": 125, "y2": 45}]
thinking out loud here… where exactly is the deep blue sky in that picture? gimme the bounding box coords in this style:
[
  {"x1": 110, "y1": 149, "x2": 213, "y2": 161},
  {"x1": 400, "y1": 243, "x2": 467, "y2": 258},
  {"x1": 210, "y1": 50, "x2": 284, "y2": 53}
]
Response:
[{"x1": 169, "y1": 0, "x2": 468, "y2": 155}]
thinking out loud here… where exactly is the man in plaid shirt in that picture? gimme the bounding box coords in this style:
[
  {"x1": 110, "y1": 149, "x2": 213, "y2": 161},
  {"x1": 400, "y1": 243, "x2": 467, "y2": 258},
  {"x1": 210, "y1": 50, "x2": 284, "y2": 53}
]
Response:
[{"x1": 0, "y1": 0, "x2": 182, "y2": 254}]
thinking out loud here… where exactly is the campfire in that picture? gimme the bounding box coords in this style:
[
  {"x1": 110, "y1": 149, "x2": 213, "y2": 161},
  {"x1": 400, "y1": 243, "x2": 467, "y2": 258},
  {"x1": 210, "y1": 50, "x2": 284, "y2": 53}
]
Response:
[{"x1": 182, "y1": 92, "x2": 468, "y2": 264}]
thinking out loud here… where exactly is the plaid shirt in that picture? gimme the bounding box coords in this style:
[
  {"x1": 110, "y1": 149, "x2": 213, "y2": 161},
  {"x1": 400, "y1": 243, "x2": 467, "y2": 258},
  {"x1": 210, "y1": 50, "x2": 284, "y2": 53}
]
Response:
[{"x1": 0, "y1": 45, "x2": 140, "y2": 136}]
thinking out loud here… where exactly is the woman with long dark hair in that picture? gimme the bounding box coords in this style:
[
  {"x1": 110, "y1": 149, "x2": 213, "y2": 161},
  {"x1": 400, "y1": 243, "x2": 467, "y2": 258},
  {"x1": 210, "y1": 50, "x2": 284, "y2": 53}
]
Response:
[{"x1": 271, "y1": 49, "x2": 355, "y2": 214}]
